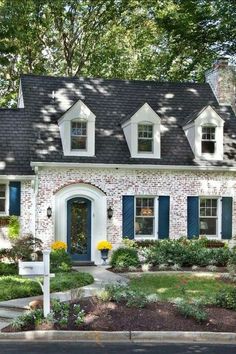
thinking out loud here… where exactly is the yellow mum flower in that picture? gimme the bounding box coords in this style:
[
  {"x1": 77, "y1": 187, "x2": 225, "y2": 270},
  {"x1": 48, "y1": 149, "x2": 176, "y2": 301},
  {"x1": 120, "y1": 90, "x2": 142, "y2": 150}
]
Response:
[
  {"x1": 97, "y1": 240, "x2": 112, "y2": 251},
  {"x1": 51, "y1": 241, "x2": 67, "y2": 251}
]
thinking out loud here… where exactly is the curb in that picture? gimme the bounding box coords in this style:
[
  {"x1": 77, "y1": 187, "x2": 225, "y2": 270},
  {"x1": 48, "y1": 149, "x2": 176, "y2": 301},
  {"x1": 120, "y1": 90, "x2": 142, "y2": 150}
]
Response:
[{"x1": 1, "y1": 330, "x2": 236, "y2": 343}]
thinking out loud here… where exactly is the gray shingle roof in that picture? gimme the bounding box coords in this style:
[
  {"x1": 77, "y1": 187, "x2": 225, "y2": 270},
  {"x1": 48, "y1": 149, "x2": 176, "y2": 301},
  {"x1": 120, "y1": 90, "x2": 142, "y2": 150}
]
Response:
[{"x1": 0, "y1": 74, "x2": 236, "y2": 175}]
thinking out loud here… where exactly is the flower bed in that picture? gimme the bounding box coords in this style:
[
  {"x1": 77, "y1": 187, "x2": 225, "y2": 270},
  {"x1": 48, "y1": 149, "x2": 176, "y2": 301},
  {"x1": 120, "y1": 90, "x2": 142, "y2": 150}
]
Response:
[
  {"x1": 3, "y1": 273, "x2": 236, "y2": 333},
  {"x1": 110, "y1": 238, "x2": 235, "y2": 273}
]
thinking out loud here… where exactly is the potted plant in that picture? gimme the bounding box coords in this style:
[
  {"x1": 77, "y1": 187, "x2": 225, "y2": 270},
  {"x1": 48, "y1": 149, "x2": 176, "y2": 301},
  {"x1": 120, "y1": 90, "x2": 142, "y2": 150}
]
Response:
[{"x1": 97, "y1": 240, "x2": 112, "y2": 265}]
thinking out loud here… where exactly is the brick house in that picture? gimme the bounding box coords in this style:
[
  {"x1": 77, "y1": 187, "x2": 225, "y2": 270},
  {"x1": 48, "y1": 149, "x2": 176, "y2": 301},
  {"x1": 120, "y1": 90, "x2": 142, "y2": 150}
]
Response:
[{"x1": 0, "y1": 58, "x2": 235, "y2": 264}]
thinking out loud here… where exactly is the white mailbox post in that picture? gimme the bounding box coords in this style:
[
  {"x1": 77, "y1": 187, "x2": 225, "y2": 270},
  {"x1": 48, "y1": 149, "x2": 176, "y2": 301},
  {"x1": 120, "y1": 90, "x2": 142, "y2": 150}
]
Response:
[{"x1": 19, "y1": 250, "x2": 54, "y2": 317}]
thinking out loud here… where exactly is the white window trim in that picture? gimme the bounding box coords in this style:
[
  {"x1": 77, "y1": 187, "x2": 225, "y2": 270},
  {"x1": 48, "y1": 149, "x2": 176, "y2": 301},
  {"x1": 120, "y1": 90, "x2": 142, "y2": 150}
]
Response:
[
  {"x1": 134, "y1": 196, "x2": 159, "y2": 240},
  {"x1": 0, "y1": 182, "x2": 9, "y2": 216},
  {"x1": 70, "y1": 119, "x2": 88, "y2": 152},
  {"x1": 199, "y1": 196, "x2": 222, "y2": 239}
]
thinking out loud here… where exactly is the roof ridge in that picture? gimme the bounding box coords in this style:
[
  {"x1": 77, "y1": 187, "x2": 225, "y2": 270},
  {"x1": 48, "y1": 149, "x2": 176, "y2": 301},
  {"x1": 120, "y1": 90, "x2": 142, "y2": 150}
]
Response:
[{"x1": 20, "y1": 73, "x2": 210, "y2": 86}]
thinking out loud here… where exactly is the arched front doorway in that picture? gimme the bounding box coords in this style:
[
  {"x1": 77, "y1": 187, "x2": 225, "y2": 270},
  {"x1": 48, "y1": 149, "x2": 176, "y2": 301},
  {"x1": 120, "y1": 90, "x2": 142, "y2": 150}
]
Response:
[
  {"x1": 54, "y1": 183, "x2": 107, "y2": 264},
  {"x1": 67, "y1": 197, "x2": 91, "y2": 261}
]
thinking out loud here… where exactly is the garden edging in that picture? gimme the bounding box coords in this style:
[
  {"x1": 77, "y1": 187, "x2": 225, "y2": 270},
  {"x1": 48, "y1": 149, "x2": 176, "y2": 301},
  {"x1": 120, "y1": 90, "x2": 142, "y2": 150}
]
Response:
[{"x1": 0, "y1": 330, "x2": 236, "y2": 343}]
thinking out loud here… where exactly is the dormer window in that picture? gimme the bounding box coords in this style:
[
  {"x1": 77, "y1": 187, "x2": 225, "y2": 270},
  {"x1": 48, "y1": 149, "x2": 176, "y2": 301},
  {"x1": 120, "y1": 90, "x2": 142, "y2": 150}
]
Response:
[
  {"x1": 121, "y1": 103, "x2": 161, "y2": 159},
  {"x1": 138, "y1": 124, "x2": 153, "y2": 153},
  {"x1": 183, "y1": 105, "x2": 224, "y2": 161},
  {"x1": 71, "y1": 121, "x2": 87, "y2": 150},
  {"x1": 58, "y1": 100, "x2": 95, "y2": 157},
  {"x1": 201, "y1": 126, "x2": 216, "y2": 154}
]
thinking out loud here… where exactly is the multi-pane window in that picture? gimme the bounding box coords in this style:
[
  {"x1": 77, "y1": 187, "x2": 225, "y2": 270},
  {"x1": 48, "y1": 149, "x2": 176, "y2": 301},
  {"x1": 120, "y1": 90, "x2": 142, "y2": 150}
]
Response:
[
  {"x1": 201, "y1": 126, "x2": 216, "y2": 154},
  {"x1": 0, "y1": 184, "x2": 6, "y2": 213},
  {"x1": 71, "y1": 121, "x2": 87, "y2": 150},
  {"x1": 135, "y1": 197, "x2": 155, "y2": 236},
  {"x1": 200, "y1": 198, "x2": 218, "y2": 236},
  {"x1": 138, "y1": 124, "x2": 153, "y2": 153}
]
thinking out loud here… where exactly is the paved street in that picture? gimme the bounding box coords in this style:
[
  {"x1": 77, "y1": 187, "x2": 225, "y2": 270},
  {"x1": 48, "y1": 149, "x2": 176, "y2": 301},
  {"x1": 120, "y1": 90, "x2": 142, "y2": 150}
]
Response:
[{"x1": 0, "y1": 342, "x2": 236, "y2": 354}]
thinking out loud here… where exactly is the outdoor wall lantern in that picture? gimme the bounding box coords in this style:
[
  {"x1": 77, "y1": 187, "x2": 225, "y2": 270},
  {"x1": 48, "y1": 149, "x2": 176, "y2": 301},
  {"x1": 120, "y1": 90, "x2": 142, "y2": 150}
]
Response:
[
  {"x1": 47, "y1": 206, "x2": 52, "y2": 218},
  {"x1": 107, "y1": 206, "x2": 113, "y2": 219}
]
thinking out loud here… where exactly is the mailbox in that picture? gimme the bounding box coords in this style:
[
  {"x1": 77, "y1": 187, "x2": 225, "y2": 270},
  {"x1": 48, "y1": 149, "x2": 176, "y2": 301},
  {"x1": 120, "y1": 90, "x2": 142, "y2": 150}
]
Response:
[{"x1": 19, "y1": 261, "x2": 44, "y2": 276}]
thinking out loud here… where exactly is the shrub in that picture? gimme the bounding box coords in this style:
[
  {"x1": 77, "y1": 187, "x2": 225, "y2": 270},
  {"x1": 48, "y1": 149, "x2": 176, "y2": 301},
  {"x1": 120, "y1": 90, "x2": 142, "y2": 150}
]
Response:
[
  {"x1": 206, "y1": 265, "x2": 218, "y2": 272},
  {"x1": 50, "y1": 249, "x2": 72, "y2": 273},
  {"x1": 105, "y1": 284, "x2": 148, "y2": 308},
  {"x1": 0, "y1": 248, "x2": 12, "y2": 261},
  {"x1": 176, "y1": 299, "x2": 208, "y2": 323},
  {"x1": 171, "y1": 263, "x2": 181, "y2": 271},
  {"x1": 122, "y1": 238, "x2": 137, "y2": 249},
  {"x1": 227, "y1": 252, "x2": 236, "y2": 278},
  {"x1": 110, "y1": 247, "x2": 140, "y2": 268},
  {"x1": 215, "y1": 288, "x2": 236, "y2": 310},
  {"x1": 11, "y1": 309, "x2": 43, "y2": 330},
  {"x1": 147, "y1": 239, "x2": 231, "y2": 268},
  {"x1": 8, "y1": 216, "x2": 20, "y2": 240},
  {"x1": 9, "y1": 234, "x2": 43, "y2": 262},
  {"x1": 0, "y1": 262, "x2": 17, "y2": 275},
  {"x1": 11, "y1": 300, "x2": 85, "y2": 331},
  {"x1": 135, "y1": 240, "x2": 160, "y2": 248}
]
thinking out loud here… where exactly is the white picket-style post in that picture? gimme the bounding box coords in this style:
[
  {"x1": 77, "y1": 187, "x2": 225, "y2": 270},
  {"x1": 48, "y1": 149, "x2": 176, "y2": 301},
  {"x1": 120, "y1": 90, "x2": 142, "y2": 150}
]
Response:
[{"x1": 43, "y1": 250, "x2": 51, "y2": 317}]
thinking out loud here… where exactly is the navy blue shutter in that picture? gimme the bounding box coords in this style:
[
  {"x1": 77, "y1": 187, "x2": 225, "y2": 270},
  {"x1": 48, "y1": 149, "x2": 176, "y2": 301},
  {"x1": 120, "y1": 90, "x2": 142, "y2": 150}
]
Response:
[
  {"x1": 122, "y1": 196, "x2": 134, "y2": 239},
  {"x1": 9, "y1": 182, "x2": 21, "y2": 216},
  {"x1": 221, "y1": 197, "x2": 233, "y2": 239},
  {"x1": 158, "y1": 196, "x2": 170, "y2": 239},
  {"x1": 187, "y1": 196, "x2": 199, "y2": 238}
]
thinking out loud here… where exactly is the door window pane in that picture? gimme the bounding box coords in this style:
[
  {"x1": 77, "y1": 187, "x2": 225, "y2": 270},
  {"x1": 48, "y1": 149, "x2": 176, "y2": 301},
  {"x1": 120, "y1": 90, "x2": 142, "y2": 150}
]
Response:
[{"x1": 70, "y1": 200, "x2": 88, "y2": 255}]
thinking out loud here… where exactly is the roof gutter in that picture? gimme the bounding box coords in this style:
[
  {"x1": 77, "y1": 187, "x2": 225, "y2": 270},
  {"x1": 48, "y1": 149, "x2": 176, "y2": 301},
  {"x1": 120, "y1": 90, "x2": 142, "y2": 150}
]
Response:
[
  {"x1": 30, "y1": 162, "x2": 236, "y2": 173},
  {"x1": 0, "y1": 175, "x2": 34, "y2": 180}
]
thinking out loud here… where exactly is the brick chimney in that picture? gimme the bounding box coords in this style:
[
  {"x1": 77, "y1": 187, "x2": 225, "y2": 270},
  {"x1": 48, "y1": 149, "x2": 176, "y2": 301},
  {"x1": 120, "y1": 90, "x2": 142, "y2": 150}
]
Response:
[{"x1": 205, "y1": 57, "x2": 236, "y2": 113}]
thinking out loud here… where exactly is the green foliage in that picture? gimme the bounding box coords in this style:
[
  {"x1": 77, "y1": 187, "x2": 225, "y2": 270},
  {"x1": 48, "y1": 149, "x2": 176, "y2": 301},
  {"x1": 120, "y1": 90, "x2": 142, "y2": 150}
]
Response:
[
  {"x1": 122, "y1": 238, "x2": 137, "y2": 249},
  {"x1": 135, "y1": 240, "x2": 160, "y2": 248},
  {"x1": 50, "y1": 272, "x2": 94, "y2": 293},
  {"x1": 50, "y1": 249, "x2": 72, "y2": 273},
  {"x1": 110, "y1": 247, "x2": 140, "y2": 268},
  {"x1": 214, "y1": 288, "x2": 236, "y2": 310},
  {"x1": 176, "y1": 299, "x2": 208, "y2": 323},
  {"x1": 105, "y1": 284, "x2": 148, "y2": 308},
  {"x1": 9, "y1": 234, "x2": 43, "y2": 262},
  {"x1": 0, "y1": 262, "x2": 17, "y2": 275},
  {"x1": 11, "y1": 300, "x2": 85, "y2": 330},
  {"x1": 0, "y1": 248, "x2": 12, "y2": 261},
  {"x1": 8, "y1": 216, "x2": 20, "y2": 240},
  {"x1": 0, "y1": 272, "x2": 93, "y2": 301},
  {"x1": 0, "y1": 0, "x2": 235, "y2": 106},
  {"x1": 11, "y1": 309, "x2": 44, "y2": 330},
  {"x1": 147, "y1": 239, "x2": 231, "y2": 267}
]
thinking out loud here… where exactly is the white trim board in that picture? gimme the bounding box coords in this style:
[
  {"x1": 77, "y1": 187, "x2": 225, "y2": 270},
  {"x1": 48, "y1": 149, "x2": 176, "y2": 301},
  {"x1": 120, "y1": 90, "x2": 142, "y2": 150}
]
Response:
[{"x1": 31, "y1": 162, "x2": 236, "y2": 173}]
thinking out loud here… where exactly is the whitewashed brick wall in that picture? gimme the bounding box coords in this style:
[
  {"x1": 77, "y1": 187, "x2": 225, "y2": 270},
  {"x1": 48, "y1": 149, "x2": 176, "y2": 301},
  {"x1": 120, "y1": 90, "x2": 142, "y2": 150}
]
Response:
[{"x1": 24, "y1": 167, "x2": 236, "y2": 246}]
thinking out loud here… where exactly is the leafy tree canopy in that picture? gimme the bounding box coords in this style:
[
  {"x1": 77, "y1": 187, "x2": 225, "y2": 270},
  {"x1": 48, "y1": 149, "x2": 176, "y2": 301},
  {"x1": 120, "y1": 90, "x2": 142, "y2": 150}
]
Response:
[{"x1": 0, "y1": 0, "x2": 235, "y2": 106}]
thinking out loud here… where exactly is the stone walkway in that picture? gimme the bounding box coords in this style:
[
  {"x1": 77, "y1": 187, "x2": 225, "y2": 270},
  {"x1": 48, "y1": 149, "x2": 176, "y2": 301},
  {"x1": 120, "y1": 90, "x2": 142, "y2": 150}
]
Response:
[{"x1": 0, "y1": 266, "x2": 128, "y2": 331}]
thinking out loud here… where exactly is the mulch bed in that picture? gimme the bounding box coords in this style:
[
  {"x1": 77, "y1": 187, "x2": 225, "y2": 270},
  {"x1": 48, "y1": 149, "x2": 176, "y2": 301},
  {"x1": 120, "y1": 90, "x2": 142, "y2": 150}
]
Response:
[{"x1": 2, "y1": 297, "x2": 236, "y2": 333}]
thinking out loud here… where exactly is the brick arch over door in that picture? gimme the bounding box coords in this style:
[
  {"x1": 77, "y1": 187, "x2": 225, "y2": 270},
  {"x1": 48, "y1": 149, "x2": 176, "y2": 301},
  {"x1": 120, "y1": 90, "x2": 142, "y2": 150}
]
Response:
[{"x1": 53, "y1": 180, "x2": 107, "y2": 195}]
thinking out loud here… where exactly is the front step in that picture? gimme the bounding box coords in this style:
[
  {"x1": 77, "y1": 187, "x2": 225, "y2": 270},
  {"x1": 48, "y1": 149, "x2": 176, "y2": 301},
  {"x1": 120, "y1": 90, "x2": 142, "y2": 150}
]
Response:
[{"x1": 72, "y1": 261, "x2": 95, "y2": 267}]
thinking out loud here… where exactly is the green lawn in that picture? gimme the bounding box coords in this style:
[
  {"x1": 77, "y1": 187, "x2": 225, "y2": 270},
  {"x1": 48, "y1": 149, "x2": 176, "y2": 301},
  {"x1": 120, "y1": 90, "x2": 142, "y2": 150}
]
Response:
[
  {"x1": 0, "y1": 272, "x2": 94, "y2": 301},
  {"x1": 129, "y1": 274, "x2": 234, "y2": 303}
]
